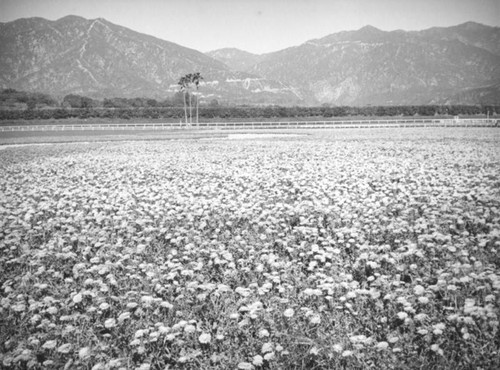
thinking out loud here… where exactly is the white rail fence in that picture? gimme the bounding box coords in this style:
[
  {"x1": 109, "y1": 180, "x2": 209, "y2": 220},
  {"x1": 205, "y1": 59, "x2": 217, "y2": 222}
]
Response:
[{"x1": 0, "y1": 118, "x2": 497, "y2": 132}]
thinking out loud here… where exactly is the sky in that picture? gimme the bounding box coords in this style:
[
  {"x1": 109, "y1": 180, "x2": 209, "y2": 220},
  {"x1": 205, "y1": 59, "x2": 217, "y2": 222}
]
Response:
[{"x1": 1, "y1": 0, "x2": 499, "y2": 54}]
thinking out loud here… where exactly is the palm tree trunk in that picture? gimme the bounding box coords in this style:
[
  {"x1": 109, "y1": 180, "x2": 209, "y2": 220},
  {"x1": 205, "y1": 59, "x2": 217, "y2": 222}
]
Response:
[
  {"x1": 183, "y1": 91, "x2": 188, "y2": 125},
  {"x1": 196, "y1": 94, "x2": 199, "y2": 125},
  {"x1": 189, "y1": 92, "x2": 192, "y2": 124}
]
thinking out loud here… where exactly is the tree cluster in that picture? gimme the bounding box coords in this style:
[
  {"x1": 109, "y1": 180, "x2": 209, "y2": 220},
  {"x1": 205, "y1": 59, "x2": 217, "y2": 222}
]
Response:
[
  {"x1": 0, "y1": 89, "x2": 58, "y2": 110},
  {"x1": 178, "y1": 72, "x2": 203, "y2": 124}
]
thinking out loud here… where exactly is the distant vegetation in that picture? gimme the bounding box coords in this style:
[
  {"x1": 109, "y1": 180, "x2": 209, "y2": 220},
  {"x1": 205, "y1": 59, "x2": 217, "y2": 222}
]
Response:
[
  {"x1": 0, "y1": 88, "x2": 58, "y2": 110},
  {"x1": 0, "y1": 89, "x2": 498, "y2": 121}
]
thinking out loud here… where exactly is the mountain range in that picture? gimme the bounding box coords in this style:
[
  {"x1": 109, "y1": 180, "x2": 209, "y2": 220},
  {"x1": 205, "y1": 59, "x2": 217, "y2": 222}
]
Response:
[{"x1": 1, "y1": 16, "x2": 499, "y2": 106}]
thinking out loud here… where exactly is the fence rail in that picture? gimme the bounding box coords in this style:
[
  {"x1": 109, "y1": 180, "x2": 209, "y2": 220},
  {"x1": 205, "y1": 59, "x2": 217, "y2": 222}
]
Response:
[{"x1": 0, "y1": 118, "x2": 497, "y2": 132}]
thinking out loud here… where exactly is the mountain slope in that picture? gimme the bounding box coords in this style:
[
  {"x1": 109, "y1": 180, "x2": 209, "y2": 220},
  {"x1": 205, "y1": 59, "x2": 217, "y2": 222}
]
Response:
[
  {"x1": 419, "y1": 22, "x2": 500, "y2": 56},
  {"x1": 213, "y1": 23, "x2": 500, "y2": 105},
  {"x1": 1, "y1": 17, "x2": 499, "y2": 106},
  {"x1": 0, "y1": 16, "x2": 303, "y2": 104},
  {"x1": 206, "y1": 48, "x2": 265, "y2": 73},
  {"x1": 443, "y1": 82, "x2": 500, "y2": 105}
]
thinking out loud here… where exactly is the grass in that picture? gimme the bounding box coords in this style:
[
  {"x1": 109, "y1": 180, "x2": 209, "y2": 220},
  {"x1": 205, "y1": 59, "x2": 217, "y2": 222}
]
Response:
[
  {"x1": 0, "y1": 128, "x2": 499, "y2": 369},
  {"x1": 0, "y1": 129, "x2": 230, "y2": 145},
  {"x1": 1, "y1": 126, "x2": 497, "y2": 146},
  {"x1": 0, "y1": 129, "x2": 314, "y2": 145}
]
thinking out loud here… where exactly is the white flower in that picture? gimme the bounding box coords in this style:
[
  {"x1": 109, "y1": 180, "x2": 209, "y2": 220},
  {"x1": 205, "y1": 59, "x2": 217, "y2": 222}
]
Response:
[
  {"x1": 235, "y1": 287, "x2": 251, "y2": 297},
  {"x1": 310, "y1": 315, "x2": 321, "y2": 324},
  {"x1": 127, "y1": 302, "x2": 138, "y2": 309},
  {"x1": 129, "y1": 339, "x2": 141, "y2": 346},
  {"x1": 117, "y1": 312, "x2": 131, "y2": 322},
  {"x1": 304, "y1": 288, "x2": 319, "y2": 296},
  {"x1": 258, "y1": 329, "x2": 270, "y2": 338},
  {"x1": 396, "y1": 312, "x2": 408, "y2": 320},
  {"x1": 198, "y1": 332, "x2": 211, "y2": 344},
  {"x1": 418, "y1": 296, "x2": 429, "y2": 304},
  {"x1": 346, "y1": 291, "x2": 357, "y2": 299},
  {"x1": 485, "y1": 294, "x2": 495, "y2": 302},
  {"x1": 261, "y1": 342, "x2": 273, "y2": 353},
  {"x1": 433, "y1": 323, "x2": 445, "y2": 335},
  {"x1": 108, "y1": 359, "x2": 121, "y2": 367},
  {"x1": 160, "y1": 301, "x2": 173, "y2": 309},
  {"x1": 464, "y1": 298, "x2": 476, "y2": 307},
  {"x1": 104, "y1": 318, "x2": 117, "y2": 328},
  {"x1": 283, "y1": 308, "x2": 294, "y2": 318},
  {"x1": 46, "y1": 306, "x2": 58, "y2": 315},
  {"x1": 376, "y1": 341, "x2": 389, "y2": 350},
  {"x1": 57, "y1": 343, "x2": 72, "y2": 354},
  {"x1": 73, "y1": 293, "x2": 83, "y2": 303},
  {"x1": 237, "y1": 362, "x2": 254, "y2": 369},
  {"x1": 414, "y1": 313, "x2": 427, "y2": 321},
  {"x1": 264, "y1": 352, "x2": 275, "y2": 361},
  {"x1": 252, "y1": 355, "x2": 263, "y2": 366},
  {"x1": 78, "y1": 347, "x2": 91, "y2": 360},
  {"x1": 332, "y1": 344, "x2": 343, "y2": 353},
  {"x1": 141, "y1": 296, "x2": 154, "y2": 305},
  {"x1": 388, "y1": 336, "x2": 399, "y2": 344},
  {"x1": 42, "y1": 340, "x2": 57, "y2": 350},
  {"x1": 413, "y1": 285, "x2": 425, "y2": 295}
]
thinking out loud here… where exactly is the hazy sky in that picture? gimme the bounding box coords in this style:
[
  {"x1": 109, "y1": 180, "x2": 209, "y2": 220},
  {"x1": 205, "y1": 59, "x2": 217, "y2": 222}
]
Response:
[{"x1": 1, "y1": 0, "x2": 499, "y2": 54}]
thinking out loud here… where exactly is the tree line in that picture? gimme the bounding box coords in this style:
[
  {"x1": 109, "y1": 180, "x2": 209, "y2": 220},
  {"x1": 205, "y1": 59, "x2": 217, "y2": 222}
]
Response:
[
  {"x1": 0, "y1": 88, "x2": 198, "y2": 109},
  {"x1": 0, "y1": 88, "x2": 498, "y2": 121}
]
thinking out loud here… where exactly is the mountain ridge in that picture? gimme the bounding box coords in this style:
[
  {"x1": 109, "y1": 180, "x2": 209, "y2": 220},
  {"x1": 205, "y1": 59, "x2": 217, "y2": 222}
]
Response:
[
  {"x1": 207, "y1": 21, "x2": 500, "y2": 105},
  {"x1": 1, "y1": 16, "x2": 499, "y2": 105},
  {"x1": 0, "y1": 16, "x2": 303, "y2": 105}
]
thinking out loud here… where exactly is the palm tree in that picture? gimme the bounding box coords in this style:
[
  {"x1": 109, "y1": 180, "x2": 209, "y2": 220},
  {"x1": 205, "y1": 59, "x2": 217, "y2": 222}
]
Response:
[
  {"x1": 192, "y1": 72, "x2": 203, "y2": 125},
  {"x1": 178, "y1": 72, "x2": 203, "y2": 126},
  {"x1": 186, "y1": 73, "x2": 193, "y2": 124},
  {"x1": 177, "y1": 75, "x2": 189, "y2": 125}
]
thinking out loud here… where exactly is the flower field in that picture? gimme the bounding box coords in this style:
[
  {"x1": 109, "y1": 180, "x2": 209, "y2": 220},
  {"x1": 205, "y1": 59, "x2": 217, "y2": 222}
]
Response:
[{"x1": 1, "y1": 128, "x2": 499, "y2": 369}]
